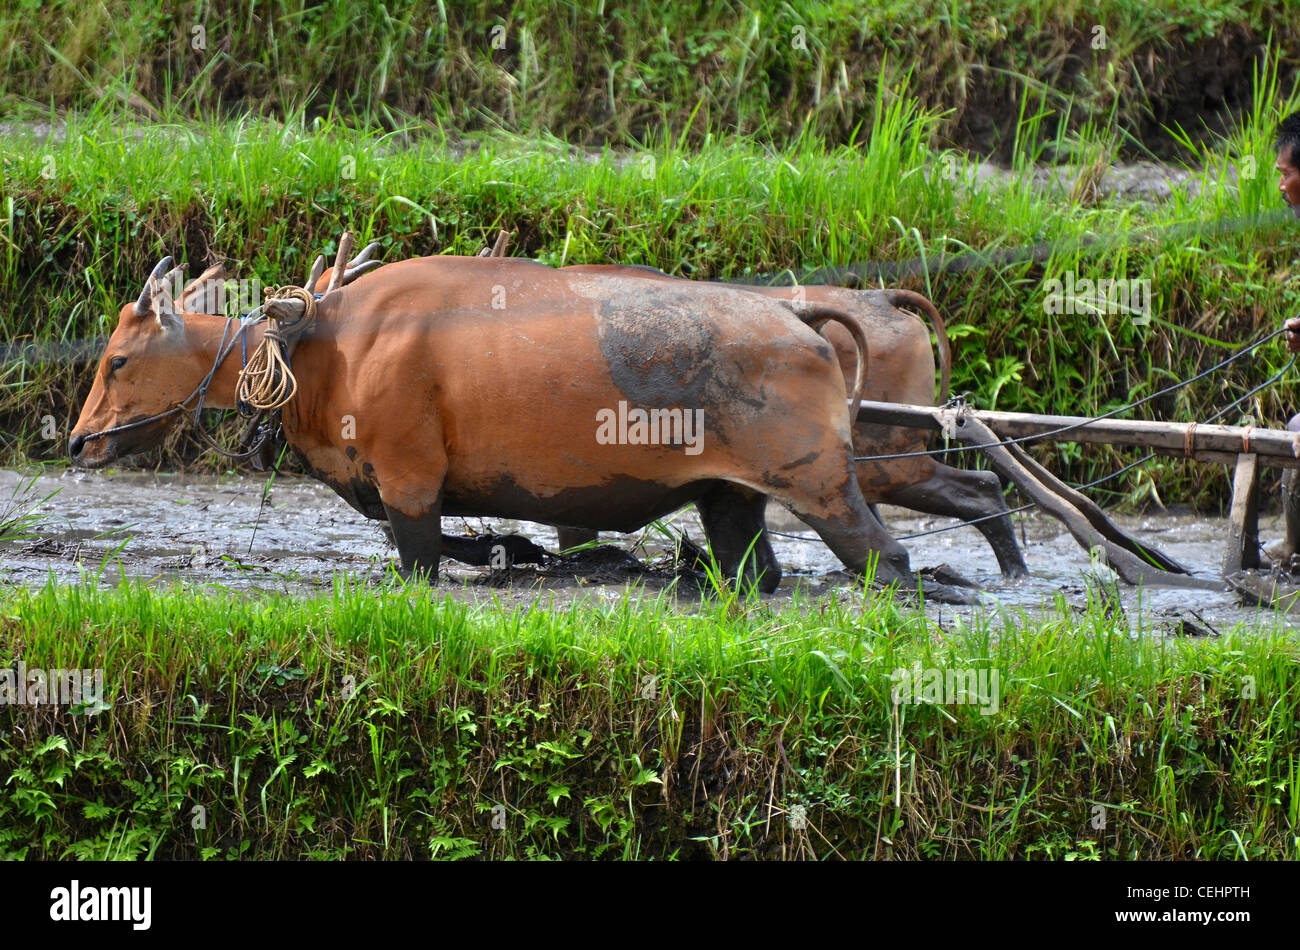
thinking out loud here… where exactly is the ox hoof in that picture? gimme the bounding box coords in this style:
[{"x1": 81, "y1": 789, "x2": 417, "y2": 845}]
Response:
[
  {"x1": 560, "y1": 545, "x2": 645, "y2": 573},
  {"x1": 882, "y1": 574, "x2": 978, "y2": 606},
  {"x1": 481, "y1": 533, "x2": 550, "y2": 567},
  {"x1": 1263, "y1": 540, "x2": 1300, "y2": 575},
  {"x1": 395, "y1": 565, "x2": 440, "y2": 585},
  {"x1": 919, "y1": 581, "x2": 979, "y2": 606},
  {"x1": 919, "y1": 563, "x2": 980, "y2": 589}
]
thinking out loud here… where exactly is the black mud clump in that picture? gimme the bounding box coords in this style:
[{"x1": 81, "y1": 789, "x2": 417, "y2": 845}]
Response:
[{"x1": 471, "y1": 534, "x2": 715, "y2": 590}]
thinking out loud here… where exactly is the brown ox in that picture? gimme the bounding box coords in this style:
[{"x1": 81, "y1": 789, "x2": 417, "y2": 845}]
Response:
[
  {"x1": 71, "y1": 255, "x2": 927, "y2": 594},
  {"x1": 548, "y1": 265, "x2": 1027, "y2": 577},
  {"x1": 315, "y1": 254, "x2": 1025, "y2": 578}
]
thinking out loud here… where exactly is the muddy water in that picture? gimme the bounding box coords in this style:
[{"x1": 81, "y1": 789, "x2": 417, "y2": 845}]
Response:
[{"x1": 0, "y1": 467, "x2": 1294, "y2": 631}]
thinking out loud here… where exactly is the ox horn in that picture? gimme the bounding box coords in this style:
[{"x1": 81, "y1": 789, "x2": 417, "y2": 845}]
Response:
[
  {"x1": 342, "y1": 258, "x2": 383, "y2": 283},
  {"x1": 160, "y1": 261, "x2": 186, "y2": 298},
  {"x1": 306, "y1": 255, "x2": 327, "y2": 291},
  {"x1": 342, "y1": 241, "x2": 383, "y2": 283},
  {"x1": 349, "y1": 241, "x2": 381, "y2": 268},
  {"x1": 478, "y1": 230, "x2": 511, "y2": 257},
  {"x1": 134, "y1": 256, "x2": 175, "y2": 316},
  {"x1": 324, "y1": 231, "x2": 355, "y2": 295}
]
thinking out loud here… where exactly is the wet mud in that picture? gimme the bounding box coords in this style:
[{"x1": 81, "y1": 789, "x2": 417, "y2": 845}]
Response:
[{"x1": 1, "y1": 467, "x2": 1295, "y2": 631}]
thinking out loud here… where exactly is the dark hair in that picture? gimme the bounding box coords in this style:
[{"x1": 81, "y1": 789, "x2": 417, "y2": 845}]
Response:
[{"x1": 1277, "y1": 111, "x2": 1300, "y2": 164}]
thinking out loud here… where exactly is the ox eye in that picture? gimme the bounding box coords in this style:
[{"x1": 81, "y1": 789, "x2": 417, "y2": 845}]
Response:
[{"x1": 109, "y1": 356, "x2": 127, "y2": 372}]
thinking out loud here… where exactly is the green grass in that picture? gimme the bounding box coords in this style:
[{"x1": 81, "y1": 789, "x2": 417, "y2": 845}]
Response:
[
  {"x1": 0, "y1": 576, "x2": 1297, "y2": 859},
  {"x1": 0, "y1": 474, "x2": 58, "y2": 542},
  {"x1": 4, "y1": 55, "x2": 1300, "y2": 505},
  {"x1": 2, "y1": 0, "x2": 1295, "y2": 158}
]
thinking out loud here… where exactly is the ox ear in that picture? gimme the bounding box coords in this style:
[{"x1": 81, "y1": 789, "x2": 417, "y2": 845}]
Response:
[
  {"x1": 150, "y1": 278, "x2": 186, "y2": 334},
  {"x1": 306, "y1": 255, "x2": 326, "y2": 291}
]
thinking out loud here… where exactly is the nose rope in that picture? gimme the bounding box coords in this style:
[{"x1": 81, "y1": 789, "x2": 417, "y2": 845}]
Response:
[
  {"x1": 75, "y1": 316, "x2": 243, "y2": 445},
  {"x1": 236, "y1": 286, "x2": 318, "y2": 411}
]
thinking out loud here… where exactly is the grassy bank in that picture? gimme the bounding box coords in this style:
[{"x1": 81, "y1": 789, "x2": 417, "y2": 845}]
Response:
[
  {"x1": 0, "y1": 578, "x2": 1297, "y2": 859},
  {"x1": 2, "y1": 1, "x2": 1295, "y2": 159},
  {"x1": 4, "y1": 59, "x2": 1300, "y2": 506}
]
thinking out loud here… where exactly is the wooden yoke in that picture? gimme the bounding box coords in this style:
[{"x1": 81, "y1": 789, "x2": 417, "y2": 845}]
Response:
[
  {"x1": 238, "y1": 231, "x2": 383, "y2": 468},
  {"x1": 478, "y1": 230, "x2": 512, "y2": 258}
]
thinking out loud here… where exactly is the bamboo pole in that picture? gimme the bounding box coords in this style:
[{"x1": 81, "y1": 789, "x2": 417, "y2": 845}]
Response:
[
  {"x1": 948, "y1": 414, "x2": 1224, "y2": 590},
  {"x1": 856, "y1": 400, "x2": 1300, "y2": 468}
]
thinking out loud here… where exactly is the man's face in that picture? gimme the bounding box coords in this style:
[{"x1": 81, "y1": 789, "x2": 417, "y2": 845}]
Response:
[{"x1": 1277, "y1": 144, "x2": 1300, "y2": 217}]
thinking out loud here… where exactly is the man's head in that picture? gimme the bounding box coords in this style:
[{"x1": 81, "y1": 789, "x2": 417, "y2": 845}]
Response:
[{"x1": 1275, "y1": 111, "x2": 1300, "y2": 217}]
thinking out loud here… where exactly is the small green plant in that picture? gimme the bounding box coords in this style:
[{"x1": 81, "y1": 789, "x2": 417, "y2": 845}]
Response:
[{"x1": 0, "y1": 473, "x2": 58, "y2": 541}]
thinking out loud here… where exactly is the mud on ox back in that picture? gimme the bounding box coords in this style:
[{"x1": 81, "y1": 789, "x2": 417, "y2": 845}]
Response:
[
  {"x1": 70, "y1": 255, "x2": 914, "y2": 592},
  {"x1": 554, "y1": 263, "x2": 1027, "y2": 579}
]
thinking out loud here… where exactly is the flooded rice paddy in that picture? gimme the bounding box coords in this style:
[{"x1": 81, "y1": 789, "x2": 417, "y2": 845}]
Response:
[{"x1": 1, "y1": 467, "x2": 1295, "y2": 632}]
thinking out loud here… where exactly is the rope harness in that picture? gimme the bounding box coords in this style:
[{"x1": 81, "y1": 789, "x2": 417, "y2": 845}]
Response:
[
  {"x1": 236, "y1": 286, "x2": 318, "y2": 412},
  {"x1": 771, "y1": 334, "x2": 1299, "y2": 545},
  {"x1": 854, "y1": 327, "x2": 1288, "y2": 464}
]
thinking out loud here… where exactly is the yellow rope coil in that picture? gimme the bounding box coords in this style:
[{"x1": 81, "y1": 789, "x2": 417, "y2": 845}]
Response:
[{"x1": 237, "y1": 286, "x2": 318, "y2": 411}]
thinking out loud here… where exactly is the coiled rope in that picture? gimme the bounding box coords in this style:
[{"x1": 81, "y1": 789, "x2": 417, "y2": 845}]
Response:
[{"x1": 236, "y1": 286, "x2": 318, "y2": 411}]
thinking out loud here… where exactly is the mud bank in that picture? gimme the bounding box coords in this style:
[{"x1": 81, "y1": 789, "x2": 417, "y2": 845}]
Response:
[{"x1": 0, "y1": 467, "x2": 1293, "y2": 630}]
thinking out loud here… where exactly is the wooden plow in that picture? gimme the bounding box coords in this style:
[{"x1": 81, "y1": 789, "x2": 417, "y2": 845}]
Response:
[{"x1": 856, "y1": 399, "x2": 1300, "y2": 597}]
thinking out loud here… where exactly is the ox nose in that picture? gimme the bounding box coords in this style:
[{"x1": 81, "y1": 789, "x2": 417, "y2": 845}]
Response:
[{"x1": 68, "y1": 433, "x2": 86, "y2": 460}]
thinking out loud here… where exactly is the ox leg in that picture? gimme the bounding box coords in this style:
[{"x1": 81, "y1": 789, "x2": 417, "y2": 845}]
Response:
[
  {"x1": 1284, "y1": 468, "x2": 1300, "y2": 568},
  {"x1": 881, "y1": 465, "x2": 1029, "y2": 579},
  {"x1": 696, "y1": 485, "x2": 781, "y2": 594},
  {"x1": 556, "y1": 527, "x2": 599, "y2": 551},
  {"x1": 761, "y1": 461, "x2": 912, "y2": 587},
  {"x1": 383, "y1": 499, "x2": 444, "y2": 581},
  {"x1": 438, "y1": 533, "x2": 549, "y2": 567}
]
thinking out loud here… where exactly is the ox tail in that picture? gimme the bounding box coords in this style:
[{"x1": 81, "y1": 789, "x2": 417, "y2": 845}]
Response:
[
  {"x1": 887, "y1": 289, "x2": 951, "y2": 405},
  {"x1": 796, "y1": 305, "x2": 869, "y2": 430}
]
